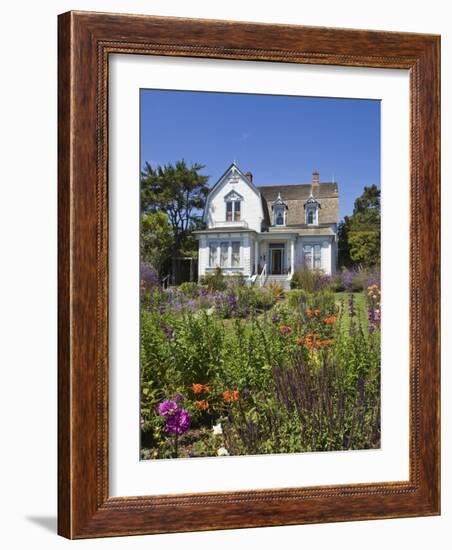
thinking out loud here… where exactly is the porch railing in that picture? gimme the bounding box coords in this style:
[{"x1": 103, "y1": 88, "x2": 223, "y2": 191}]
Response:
[
  {"x1": 162, "y1": 274, "x2": 171, "y2": 289},
  {"x1": 257, "y1": 263, "x2": 267, "y2": 287}
]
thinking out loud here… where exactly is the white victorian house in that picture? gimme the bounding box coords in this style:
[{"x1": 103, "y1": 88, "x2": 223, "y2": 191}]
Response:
[{"x1": 193, "y1": 162, "x2": 339, "y2": 288}]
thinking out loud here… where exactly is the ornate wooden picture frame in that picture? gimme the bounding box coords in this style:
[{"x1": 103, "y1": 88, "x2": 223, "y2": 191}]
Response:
[{"x1": 58, "y1": 11, "x2": 440, "y2": 538}]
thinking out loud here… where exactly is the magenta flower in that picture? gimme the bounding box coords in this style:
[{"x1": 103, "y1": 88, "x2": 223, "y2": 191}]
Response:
[
  {"x1": 158, "y1": 399, "x2": 191, "y2": 436},
  {"x1": 158, "y1": 399, "x2": 178, "y2": 417},
  {"x1": 164, "y1": 408, "x2": 191, "y2": 435}
]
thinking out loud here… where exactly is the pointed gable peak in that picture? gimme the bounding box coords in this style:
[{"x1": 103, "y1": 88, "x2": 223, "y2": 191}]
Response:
[{"x1": 271, "y1": 192, "x2": 288, "y2": 210}]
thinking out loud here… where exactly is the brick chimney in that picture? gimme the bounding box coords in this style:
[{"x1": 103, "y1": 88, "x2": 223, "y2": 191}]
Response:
[
  {"x1": 245, "y1": 171, "x2": 253, "y2": 183},
  {"x1": 312, "y1": 171, "x2": 319, "y2": 186}
]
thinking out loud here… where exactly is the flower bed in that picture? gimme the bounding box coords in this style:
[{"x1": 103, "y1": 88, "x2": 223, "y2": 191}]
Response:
[{"x1": 140, "y1": 279, "x2": 381, "y2": 459}]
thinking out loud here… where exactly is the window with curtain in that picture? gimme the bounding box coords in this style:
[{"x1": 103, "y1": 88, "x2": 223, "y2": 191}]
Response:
[
  {"x1": 226, "y1": 200, "x2": 241, "y2": 221},
  {"x1": 303, "y1": 245, "x2": 312, "y2": 269},
  {"x1": 209, "y1": 243, "x2": 218, "y2": 267},
  {"x1": 220, "y1": 242, "x2": 229, "y2": 266},
  {"x1": 314, "y1": 244, "x2": 322, "y2": 269},
  {"x1": 231, "y1": 242, "x2": 240, "y2": 267},
  {"x1": 303, "y1": 244, "x2": 322, "y2": 270}
]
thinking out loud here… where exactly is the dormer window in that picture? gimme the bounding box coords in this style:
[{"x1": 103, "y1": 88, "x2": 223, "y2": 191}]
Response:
[
  {"x1": 304, "y1": 195, "x2": 320, "y2": 225},
  {"x1": 271, "y1": 193, "x2": 288, "y2": 227},
  {"x1": 306, "y1": 207, "x2": 316, "y2": 225},
  {"x1": 224, "y1": 191, "x2": 243, "y2": 222}
]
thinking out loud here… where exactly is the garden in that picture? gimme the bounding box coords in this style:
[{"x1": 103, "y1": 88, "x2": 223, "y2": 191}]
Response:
[{"x1": 140, "y1": 266, "x2": 381, "y2": 460}]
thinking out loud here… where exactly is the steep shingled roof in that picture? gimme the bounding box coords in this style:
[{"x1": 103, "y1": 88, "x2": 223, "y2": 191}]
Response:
[
  {"x1": 258, "y1": 183, "x2": 338, "y2": 201},
  {"x1": 258, "y1": 182, "x2": 339, "y2": 227}
]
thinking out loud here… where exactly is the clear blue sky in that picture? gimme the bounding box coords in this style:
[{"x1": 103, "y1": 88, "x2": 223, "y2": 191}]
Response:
[{"x1": 140, "y1": 89, "x2": 380, "y2": 220}]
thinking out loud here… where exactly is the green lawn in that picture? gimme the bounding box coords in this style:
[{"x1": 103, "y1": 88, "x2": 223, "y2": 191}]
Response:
[{"x1": 335, "y1": 291, "x2": 369, "y2": 335}]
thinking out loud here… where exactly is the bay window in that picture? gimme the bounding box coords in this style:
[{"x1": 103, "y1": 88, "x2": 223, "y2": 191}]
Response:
[
  {"x1": 231, "y1": 241, "x2": 240, "y2": 267},
  {"x1": 303, "y1": 244, "x2": 322, "y2": 270},
  {"x1": 220, "y1": 242, "x2": 229, "y2": 266},
  {"x1": 208, "y1": 240, "x2": 242, "y2": 268},
  {"x1": 209, "y1": 243, "x2": 218, "y2": 267}
]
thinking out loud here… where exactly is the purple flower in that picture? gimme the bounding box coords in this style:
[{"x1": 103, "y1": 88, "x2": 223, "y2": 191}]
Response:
[
  {"x1": 368, "y1": 323, "x2": 376, "y2": 334},
  {"x1": 158, "y1": 399, "x2": 178, "y2": 417},
  {"x1": 158, "y1": 399, "x2": 191, "y2": 435},
  {"x1": 342, "y1": 269, "x2": 355, "y2": 291},
  {"x1": 348, "y1": 294, "x2": 356, "y2": 317},
  {"x1": 174, "y1": 393, "x2": 184, "y2": 403},
  {"x1": 227, "y1": 293, "x2": 237, "y2": 309},
  {"x1": 164, "y1": 407, "x2": 191, "y2": 435},
  {"x1": 315, "y1": 274, "x2": 332, "y2": 291},
  {"x1": 367, "y1": 307, "x2": 381, "y2": 326},
  {"x1": 140, "y1": 263, "x2": 160, "y2": 290},
  {"x1": 241, "y1": 307, "x2": 250, "y2": 318},
  {"x1": 271, "y1": 313, "x2": 281, "y2": 324},
  {"x1": 159, "y1": 321, "x2": 174, "y2": 340},
  {"x1": 187, "y1": 299, "x2": 198, "y2": 313}
]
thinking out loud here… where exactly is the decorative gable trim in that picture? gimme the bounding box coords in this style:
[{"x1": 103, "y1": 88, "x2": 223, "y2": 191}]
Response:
[
  {"x1": 203, "y1": 161, "x2": 262, "y2": 223},
  {"x1": 224, "y1": 190, "x2": 244, "y2": 202}
]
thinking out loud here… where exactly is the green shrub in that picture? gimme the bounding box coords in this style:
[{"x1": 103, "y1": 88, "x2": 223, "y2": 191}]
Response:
[
  {"x1": 200, "y1": 267, "x2": 227, "y2": 292},
  {"x1": 226, "y1": 273, "x2": 246, "y2": 289},
  {"x1": 286, "y1": 289, "x2": 310, "y2": 310},
  {"x1": 290, "y1": 269, "x2": 324, "y2": 292},
  {"x1": 178, "y1": 281, "x2": 199, "y2": 298}
]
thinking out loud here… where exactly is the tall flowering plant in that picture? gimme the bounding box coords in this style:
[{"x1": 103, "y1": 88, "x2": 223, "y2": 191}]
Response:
[{"x1": 158, "y1": 399, "x2": 191, "y2": 458}]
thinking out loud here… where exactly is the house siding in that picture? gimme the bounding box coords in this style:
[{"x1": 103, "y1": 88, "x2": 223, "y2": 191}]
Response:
[{"x1": 196, "y1": 164, "x2": 339, "y2": 280}]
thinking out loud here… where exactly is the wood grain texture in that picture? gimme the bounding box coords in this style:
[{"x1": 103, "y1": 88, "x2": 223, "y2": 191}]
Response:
[{"x1": 57, "y1": 11, "x2": 440, "y2": 539}]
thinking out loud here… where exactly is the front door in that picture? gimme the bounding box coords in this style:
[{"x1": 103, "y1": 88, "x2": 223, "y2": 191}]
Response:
[{"x1": 271, "y1": 248, "x2": 283, "y2": 274}]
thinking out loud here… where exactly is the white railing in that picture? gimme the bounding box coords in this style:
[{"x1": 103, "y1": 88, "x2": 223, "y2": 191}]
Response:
[
  {"x1": 212, "y1": 220, "x2": 248, "y2": 228},
  {"x1": 256, "y1": 264, "x2": 267, "y2": 287}
]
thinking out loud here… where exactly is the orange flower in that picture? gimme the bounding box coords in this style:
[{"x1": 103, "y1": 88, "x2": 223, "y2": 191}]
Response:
[
  {"x1": 223, "y1": 389, "x2": 240, "y2": 402},
  {"x1": 296, "y1": 337, "x2": 305, "y2": 345},
  {"x1": 192, "y1": 383, "x2": 204, "y2": 394},
  {"x1": 202, "y1": 385, "x2": 211, "y2": 393},
  {"x1": 306, "y1": 309, "x2": 321, "y2": 317},
  {"x1": 306, "y1": 333, "x2": 320, "y2": 339},
  {"x1": 195, "y1": 399, "x2": 209, "y2": 411},
  {"x1": 324, "y1": 315, "x2": 337, "y2": 325},
  {"x1": 279, "y1": 325, "x2": 292, "y2": 335}
]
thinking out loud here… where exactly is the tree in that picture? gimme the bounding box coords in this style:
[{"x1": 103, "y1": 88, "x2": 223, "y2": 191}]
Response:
[
  {"x1": 141, "y1": 211, "x2": 174, "y2": 274},
  {"x1": 338, "y1": 185, "x2": 380, "y2": 268},
  {"x1": 141, "y1": 160, "x2": 209, "y2": 254}
]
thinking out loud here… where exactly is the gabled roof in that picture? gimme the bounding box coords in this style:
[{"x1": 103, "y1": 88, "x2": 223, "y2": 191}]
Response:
[
  {"x1": 304, "y1": 194, "x2": 321, "y2": 209},
  {"x1": 203, "y1": 162, "x2": 262, "y2": 223},
  {"x1": 271, "y1": 193, "x2": 288, "y2": 210},
  {"x1": 258, "y1": 183, "x2": 338, "y2": 201}
]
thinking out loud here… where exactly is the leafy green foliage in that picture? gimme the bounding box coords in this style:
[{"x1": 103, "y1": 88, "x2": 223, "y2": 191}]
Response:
[
  {"x1": 200, "y1": 267, "x2": 227, "y2": 291},
  {"x1": 338, "y1": 184, "x2": 381, "y2": 268},
  {"x1": 140, "y1": 211, "x2": 174, "y2": 274},
  {"x1": 140, "y1": 160, "x2": 209, "y2": 254},
  {"x1": 140, "y1": 281, "x2": 381, "y2": 459}
]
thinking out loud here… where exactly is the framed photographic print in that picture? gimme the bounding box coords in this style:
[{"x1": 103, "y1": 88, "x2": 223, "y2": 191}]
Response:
[{"x1": 58, "y1": 11, "x2": 440, "y2": 538}]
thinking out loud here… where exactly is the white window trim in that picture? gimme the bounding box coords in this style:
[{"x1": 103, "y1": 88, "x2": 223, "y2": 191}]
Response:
[
  {"x1": 225, "y1": 196, "x2": 242, "y2": 222},
  {"x1": 273, "y1": 207, "x2": 286, "y2": 226},
  {"x1": 303, "y1": 243, "x2": 322, "y2": 270},
  {"x1": 306, "y1": 206, "x2": 318, "y2": 225},
  {"x1": 208, "y1": 239, "x2": 242, "y2": 268}
]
